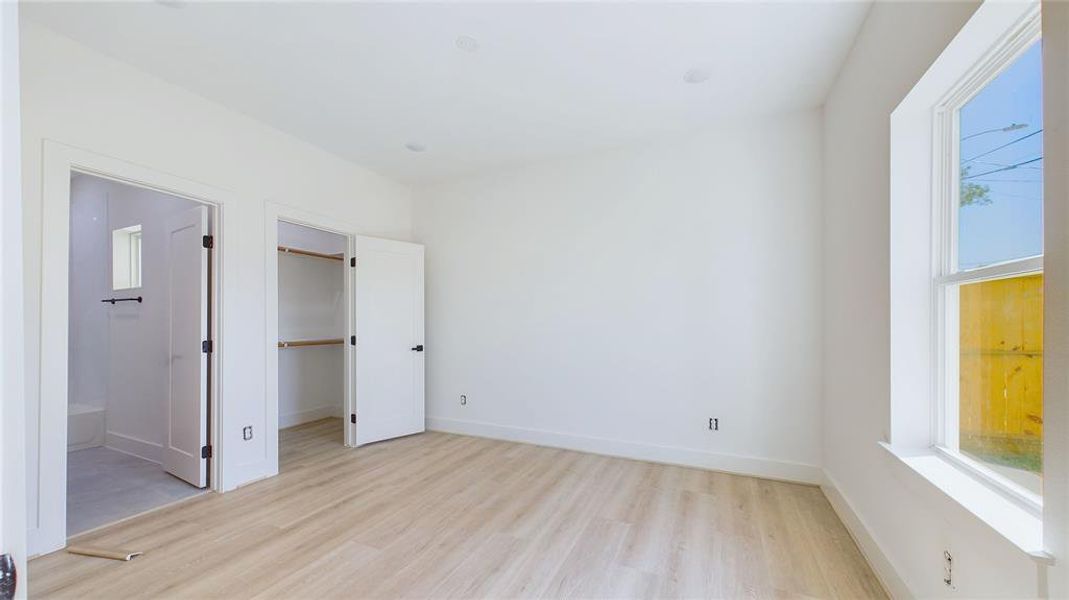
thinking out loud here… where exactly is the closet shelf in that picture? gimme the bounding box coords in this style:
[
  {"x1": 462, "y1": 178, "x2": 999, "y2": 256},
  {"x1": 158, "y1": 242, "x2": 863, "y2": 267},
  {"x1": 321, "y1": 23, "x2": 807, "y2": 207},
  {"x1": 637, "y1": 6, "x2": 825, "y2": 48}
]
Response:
[
  {"x1": 277, "y1": 245, "x2": 344, "y2": 262},
  {"x1": 278, "y1": 338, "x2": 345, "y2": 348}
]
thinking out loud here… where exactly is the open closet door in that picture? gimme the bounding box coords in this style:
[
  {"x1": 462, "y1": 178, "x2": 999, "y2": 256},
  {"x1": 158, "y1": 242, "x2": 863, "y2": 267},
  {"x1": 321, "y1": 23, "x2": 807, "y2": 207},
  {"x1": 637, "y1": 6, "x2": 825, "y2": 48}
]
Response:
[
  {"x1": 163, "y1": 205, "x2": 209, "y2": 487},
  {"x1": 353, "y1": 235, "x2": 424, "y2": 446}
]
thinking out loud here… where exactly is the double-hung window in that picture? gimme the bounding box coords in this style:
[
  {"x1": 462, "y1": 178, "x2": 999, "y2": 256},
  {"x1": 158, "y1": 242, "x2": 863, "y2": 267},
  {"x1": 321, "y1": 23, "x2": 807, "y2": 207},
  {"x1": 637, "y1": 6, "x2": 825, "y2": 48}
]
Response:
[
  {"x1": 934, "y1": 36, "x2": 1044, "y2": 510},
  {"x1": 889, "y1": 1, "x2": 1045, "y2": 544}
]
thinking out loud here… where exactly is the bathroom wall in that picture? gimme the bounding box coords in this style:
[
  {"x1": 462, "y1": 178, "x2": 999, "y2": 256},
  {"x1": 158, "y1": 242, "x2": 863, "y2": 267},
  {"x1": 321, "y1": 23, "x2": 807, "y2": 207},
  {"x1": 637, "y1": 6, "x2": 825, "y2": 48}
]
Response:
[
  {"x1": 67, "y1": 174, "x2": 110, "y2": 412},
  {"x1": 104, "y1": 180, "x2": 200, "y2": 462}
]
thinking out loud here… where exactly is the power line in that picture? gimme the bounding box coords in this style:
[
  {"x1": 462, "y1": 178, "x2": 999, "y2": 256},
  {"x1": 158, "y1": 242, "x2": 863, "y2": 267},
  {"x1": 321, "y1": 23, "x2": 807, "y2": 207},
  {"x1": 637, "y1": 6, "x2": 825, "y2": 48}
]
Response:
[
  {"x1": 962, "y1": 156, "x2": 1043, "y2": 180},
  {"x1": 961, "y1": 122, "x2": 1029, "y2": 140},
  {"x1": 962, "y1": 129, "x2": 1043, "y2": 163},
  {"x1": 981, "y1": 192, "x2": 1042, "y2": 201},
  {"x1": 973, "y1": 160, "x2": 1041, "y2": 171},
  {"x1": 962, "y1": 128, "x2": 1043, "y2": 162},
  {"x1": 970, "y1": 179, "x2": 1043, "y2": 184}
]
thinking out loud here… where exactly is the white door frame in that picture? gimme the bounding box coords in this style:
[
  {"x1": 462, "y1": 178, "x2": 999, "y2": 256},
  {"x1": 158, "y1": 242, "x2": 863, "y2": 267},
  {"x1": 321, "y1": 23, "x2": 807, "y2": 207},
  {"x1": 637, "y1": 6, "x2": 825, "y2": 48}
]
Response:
[
  {"x1": 0, "y1": 0, "x2": 26, "y2": 591},
  {"x1": 264, "y1": 202, "x2": 357, "y2": 474},
  {"x1": 33, "y1": 141, "x2": 231, "y2": 556}
]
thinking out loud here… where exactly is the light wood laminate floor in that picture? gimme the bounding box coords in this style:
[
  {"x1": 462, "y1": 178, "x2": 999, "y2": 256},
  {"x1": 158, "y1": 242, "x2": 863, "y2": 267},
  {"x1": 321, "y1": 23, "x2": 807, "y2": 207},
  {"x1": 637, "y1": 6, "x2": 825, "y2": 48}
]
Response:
[{"x1": 31, "y1": 418, "x2": 886, "y2": 599}]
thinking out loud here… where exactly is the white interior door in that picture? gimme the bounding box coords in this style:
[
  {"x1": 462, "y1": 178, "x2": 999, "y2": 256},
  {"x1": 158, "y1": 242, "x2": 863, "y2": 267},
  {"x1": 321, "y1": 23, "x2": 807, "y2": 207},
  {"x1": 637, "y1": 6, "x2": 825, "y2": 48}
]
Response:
[
  {"x1": 163, "y1": 205, "x2": 209, "y2": 487},
  {"x1": 354, "y1": 235, "x2": 424, "y2": 445}
]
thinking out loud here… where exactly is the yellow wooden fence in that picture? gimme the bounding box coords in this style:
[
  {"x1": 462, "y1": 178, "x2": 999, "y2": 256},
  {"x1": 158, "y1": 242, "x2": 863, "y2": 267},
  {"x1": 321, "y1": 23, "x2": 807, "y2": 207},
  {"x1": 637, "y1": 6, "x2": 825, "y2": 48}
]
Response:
[{"x1": 959, "y1": 273, "x2": 1043, "y2": 473}]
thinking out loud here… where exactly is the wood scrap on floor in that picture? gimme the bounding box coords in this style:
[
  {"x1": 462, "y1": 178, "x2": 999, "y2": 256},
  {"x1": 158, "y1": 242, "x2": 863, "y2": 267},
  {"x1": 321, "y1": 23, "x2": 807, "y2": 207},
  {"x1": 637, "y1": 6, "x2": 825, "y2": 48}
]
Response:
[{"x1": 65, "y1": 546, "x2": 143, "y2": 562}]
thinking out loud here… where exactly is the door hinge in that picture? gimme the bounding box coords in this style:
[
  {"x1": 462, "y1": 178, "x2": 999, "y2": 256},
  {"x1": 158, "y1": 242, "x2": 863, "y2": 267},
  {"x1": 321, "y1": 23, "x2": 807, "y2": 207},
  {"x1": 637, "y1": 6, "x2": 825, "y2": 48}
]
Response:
[
  {"x1": 202, "y1": 235, "x2": 214, "y2": 249},
  {"x1": 350, "y1": 335, "x2": 356, "y2": 346},
  {"x1": 350, "y1": 413, "x2": 356, "y2": 424},
  {"x1": 202, "y1": 340, "x2": 213, "y2": 353},
  {"x1": 350, "y1": 257, "x2": 356, "y2": 267},
  {"x1": 201, "y1": 445, "x2": 212, "y2": 459}
]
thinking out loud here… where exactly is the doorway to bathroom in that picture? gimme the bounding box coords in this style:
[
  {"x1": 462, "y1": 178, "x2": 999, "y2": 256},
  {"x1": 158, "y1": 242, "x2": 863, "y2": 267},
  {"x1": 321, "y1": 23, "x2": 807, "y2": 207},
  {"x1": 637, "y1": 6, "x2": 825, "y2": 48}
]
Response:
[{"x1": 65, "y1": 172, "x2": 215, "y2": 536}]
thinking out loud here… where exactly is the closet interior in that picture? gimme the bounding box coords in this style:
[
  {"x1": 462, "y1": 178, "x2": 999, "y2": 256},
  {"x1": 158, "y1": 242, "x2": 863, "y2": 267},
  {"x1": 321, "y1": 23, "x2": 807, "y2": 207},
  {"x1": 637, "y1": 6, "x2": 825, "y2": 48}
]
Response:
[{"x1": 277, "y1": 221, "x2": 348, "y2": 449}]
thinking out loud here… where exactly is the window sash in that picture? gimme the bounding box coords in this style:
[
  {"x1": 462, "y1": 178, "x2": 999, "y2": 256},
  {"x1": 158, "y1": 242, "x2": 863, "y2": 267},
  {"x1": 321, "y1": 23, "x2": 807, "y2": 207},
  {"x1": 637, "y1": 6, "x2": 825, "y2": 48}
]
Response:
[{"x1": 934, "y1": 261, "x2": 1044, "y2": 515}]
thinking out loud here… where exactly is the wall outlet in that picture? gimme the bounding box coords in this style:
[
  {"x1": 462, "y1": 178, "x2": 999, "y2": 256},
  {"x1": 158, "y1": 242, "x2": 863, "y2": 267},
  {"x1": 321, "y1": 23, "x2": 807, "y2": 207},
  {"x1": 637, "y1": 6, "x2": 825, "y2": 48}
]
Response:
[
  {"x1": 243, "y1": 425, "x2": 253, "y2": 441},
  {"x1": 708, "y1": 417, "x2": 719, "y2": 431},
  {"x1": 943, "y1": 550, "x2": 954, "y2": 588},
  {"x1": 460, "y1": 394, "x2": 467, "y2": 406}
]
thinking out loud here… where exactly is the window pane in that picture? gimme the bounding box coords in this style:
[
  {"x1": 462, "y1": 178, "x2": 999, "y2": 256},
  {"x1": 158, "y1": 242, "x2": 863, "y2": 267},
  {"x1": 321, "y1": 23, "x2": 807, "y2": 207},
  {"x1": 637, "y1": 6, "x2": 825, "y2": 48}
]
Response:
[
  {"x1": 959, "y1": 273, "x2": 1042, "y2": 494},
  {"x1": 112, "y1": 224, "x2": 142, "y2": 290},
  {"x1": 957, "y1": 43, "x2": 1043, "y2": 271}
]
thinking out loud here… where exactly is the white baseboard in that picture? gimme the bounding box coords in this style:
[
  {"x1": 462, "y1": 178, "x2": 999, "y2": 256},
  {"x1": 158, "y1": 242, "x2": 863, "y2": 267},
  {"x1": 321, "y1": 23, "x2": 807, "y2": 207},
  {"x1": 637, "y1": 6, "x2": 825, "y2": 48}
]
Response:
[
  {"x1": 105, "y1": 431, "x2": 163, "y2": 464},
  {"x1": 280, "y1": 405, "x2": 341, "y2": 429},
  {"x1": 426, "y1": 416, "x2": 822, "y2": 485},
  {"x1": 821, "y1": 471, "x2": 911, "y2": 599}
]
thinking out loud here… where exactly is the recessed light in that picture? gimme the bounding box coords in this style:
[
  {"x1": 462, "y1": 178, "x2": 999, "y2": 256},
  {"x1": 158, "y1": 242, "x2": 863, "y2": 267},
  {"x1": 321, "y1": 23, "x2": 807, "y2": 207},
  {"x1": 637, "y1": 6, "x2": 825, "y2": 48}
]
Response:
[
  {"x1": 683, "y1": 68, "x2": 711, "y2": 84},
  {"x1": 455, "y1": 35, "x2": 480, "y2": 53},
  {"x1": 405, "y1": 142, "x2": 427, "y2": 153}
]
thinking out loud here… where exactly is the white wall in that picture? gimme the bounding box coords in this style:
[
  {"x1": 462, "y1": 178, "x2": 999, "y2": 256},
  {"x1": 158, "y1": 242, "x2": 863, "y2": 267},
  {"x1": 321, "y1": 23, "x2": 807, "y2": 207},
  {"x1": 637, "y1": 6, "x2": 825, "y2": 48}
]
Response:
[
  {"x1": 1043, "y1": 2, "x2": 1069, "y2": 596},
  {"x1": 822, "y1": 2, "x2": 1047, "y2": 597},
  {"x1": 277, "y1": 222, "x2": 346, "y2": 429},
  {"x1": 413, "y1": 110, "x2": 824, "y2": 483},
  {"x1": 1, "y1": 0, "x2": 27, "y2": 595},
  {"x1": 67, "y1": 175, "x2": 110, "y2": 412},
  {"x1": 21, "y1": 20, "x2": 412, "y2": 554}
]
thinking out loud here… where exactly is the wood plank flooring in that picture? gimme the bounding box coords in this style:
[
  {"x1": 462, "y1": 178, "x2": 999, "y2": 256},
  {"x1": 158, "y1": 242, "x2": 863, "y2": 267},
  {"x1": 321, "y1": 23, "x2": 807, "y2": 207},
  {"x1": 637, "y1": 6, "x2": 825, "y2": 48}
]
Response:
[{"x1": 31, "y1": 419, "x2": 886, "y2": 599}]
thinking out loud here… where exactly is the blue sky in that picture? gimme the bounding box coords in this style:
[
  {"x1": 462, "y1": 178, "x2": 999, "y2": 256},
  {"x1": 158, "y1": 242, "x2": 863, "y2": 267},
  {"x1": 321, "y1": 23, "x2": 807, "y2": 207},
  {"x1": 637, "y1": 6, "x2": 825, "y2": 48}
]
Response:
[{"x1": 958, "y1": 42, "x2": 1043, "y2": 270}]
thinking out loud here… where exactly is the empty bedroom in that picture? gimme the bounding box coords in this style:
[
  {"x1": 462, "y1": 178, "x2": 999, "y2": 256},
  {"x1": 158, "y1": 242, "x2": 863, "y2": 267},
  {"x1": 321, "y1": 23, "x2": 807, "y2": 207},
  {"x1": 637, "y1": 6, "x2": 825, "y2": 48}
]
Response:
[{"x1": 2, "y1": 0, "x2": 1069, "y2": 599}]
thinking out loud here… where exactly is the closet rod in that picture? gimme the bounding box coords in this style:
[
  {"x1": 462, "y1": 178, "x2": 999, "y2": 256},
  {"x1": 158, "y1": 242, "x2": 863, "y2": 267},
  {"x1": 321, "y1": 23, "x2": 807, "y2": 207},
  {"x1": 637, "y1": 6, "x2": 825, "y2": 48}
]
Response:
[
  {"x1": 278, "y1": 338, "x2": 345, "y2": 348},
  {"x1": 277, "y1": 245, "x2": 344, "y2": 262}
]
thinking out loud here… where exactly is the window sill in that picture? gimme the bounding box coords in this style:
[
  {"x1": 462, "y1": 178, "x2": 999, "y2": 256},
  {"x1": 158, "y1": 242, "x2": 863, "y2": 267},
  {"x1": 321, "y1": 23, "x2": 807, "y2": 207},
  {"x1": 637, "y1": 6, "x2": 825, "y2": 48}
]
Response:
[{"x1": 879, "y1": 442, "x2": 1052, "y2": 564}]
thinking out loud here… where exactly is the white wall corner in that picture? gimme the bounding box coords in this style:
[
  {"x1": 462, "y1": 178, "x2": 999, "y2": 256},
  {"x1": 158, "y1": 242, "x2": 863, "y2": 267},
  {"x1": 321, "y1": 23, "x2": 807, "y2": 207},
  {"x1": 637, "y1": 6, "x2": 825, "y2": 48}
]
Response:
[
  {"x1": 278, "y1": 405, "x2": 342, "y2": 430},
  {"x1": 821, "y1": 471, "x2": 913, "y2": 600}
]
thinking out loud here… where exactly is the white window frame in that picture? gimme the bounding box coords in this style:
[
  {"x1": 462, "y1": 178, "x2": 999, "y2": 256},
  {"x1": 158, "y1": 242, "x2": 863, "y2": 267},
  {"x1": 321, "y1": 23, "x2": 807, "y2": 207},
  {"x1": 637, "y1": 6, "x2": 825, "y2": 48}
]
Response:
[
  {"x1": 929, "y1": 15, "x2": 1043, "y2": 516},
  {"x1": 889, "y1": 2, "x2": 1048, "y2": 555},
  {"x1": 111, "y1": 223, "x2": 143, "y2": 291}
]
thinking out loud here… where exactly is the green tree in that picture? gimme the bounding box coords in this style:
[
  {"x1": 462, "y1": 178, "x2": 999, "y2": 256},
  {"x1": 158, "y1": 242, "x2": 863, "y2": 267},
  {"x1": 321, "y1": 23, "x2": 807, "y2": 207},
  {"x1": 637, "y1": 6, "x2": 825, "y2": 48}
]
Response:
[{"x1": 961, "y1": 165, "x2": 992, "y2": 207}]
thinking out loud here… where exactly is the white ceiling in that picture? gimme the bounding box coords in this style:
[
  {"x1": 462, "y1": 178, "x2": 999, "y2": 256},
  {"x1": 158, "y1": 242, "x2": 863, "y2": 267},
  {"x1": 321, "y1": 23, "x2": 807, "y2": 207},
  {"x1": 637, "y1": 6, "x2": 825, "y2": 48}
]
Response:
[{"x1": 24, "y1": 1, "x2": 871, "y2": 184}]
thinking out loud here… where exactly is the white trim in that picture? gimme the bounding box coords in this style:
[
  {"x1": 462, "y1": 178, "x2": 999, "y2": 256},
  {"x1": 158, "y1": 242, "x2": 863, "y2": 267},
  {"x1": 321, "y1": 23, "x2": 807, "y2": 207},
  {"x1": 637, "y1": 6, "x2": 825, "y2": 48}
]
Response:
[
  {"x1": 881, "y1": 442, "x2": 1049, "y2": 561},
  {"x1": 821, "y1": 472, "x2": 911, "y2": 600},
  {"x1": 932, "y1": 445, "x2": 1043, "y2": 515},
  {"x1": 279, "y1": 405, "x2": 343, "y2": 430},
  {"x1": 0, "y1": 1, "x2": 26, "y2": 592},
  {"x1": 104, "y1": 431, "x2": 163, "y2": 465},
  {"x1": 936, "y1": 255, "x2": 1043, "y2": 285},
  {"x1": 33, "y1": 141, "x2": 233, "y2": 556},
  {"x1": 427, "y1": 416, "x2": 823, "y2": 485}
]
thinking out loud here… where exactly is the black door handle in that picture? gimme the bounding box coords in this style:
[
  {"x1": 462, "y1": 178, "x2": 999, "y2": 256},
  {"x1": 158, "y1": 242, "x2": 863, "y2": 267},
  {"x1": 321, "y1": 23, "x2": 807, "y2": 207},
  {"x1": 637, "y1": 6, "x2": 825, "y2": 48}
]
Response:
[{"x1": 411, "y1": 345, "x2": 424, "y2": 352}]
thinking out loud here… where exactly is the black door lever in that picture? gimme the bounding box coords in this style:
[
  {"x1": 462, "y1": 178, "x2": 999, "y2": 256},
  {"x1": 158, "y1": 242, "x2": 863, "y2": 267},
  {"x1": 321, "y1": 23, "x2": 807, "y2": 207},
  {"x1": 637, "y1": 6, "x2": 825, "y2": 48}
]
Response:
[{"x1": 411, "y1": 345, "x2": 424, "y2": 352}]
